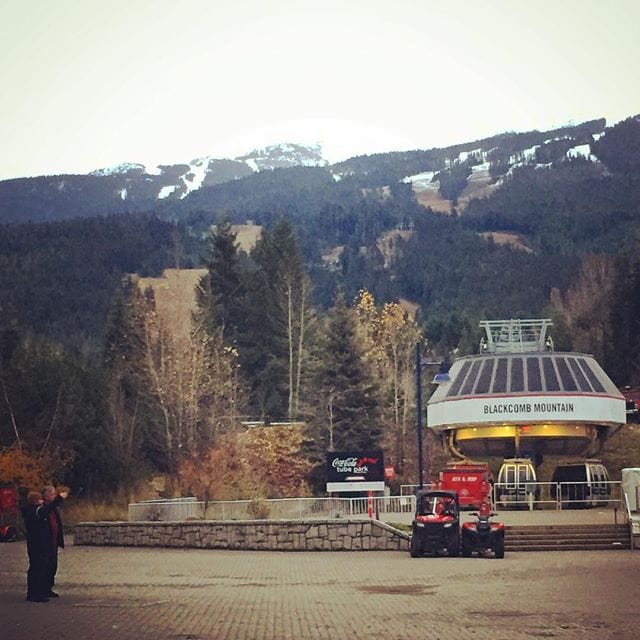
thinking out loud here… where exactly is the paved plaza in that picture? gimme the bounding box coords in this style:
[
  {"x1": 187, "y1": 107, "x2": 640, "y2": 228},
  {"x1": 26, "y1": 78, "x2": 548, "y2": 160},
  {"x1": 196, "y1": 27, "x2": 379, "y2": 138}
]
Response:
[{"x1": 1, "y1": 538, "x2": 638, "y2": 640}]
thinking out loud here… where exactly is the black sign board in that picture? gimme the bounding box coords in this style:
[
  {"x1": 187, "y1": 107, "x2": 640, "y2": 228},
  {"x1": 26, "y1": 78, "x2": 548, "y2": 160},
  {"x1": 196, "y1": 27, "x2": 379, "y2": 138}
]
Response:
[{"x1": 326, "y1": 451, "x2": 384, "y2": 484}]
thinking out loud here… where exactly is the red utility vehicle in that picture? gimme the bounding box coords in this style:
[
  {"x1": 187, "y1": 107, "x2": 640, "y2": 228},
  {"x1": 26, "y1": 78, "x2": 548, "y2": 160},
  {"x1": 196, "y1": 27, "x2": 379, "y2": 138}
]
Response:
[
  {"x1": 410, "y1": 489, "x2": 461, "y2": 558},
  {"x1": 437, "y1": 461, "x2": 493, "y2": 509},
  {"x1": 461, "y1": 501, "x2": 505, "y2": 558}
]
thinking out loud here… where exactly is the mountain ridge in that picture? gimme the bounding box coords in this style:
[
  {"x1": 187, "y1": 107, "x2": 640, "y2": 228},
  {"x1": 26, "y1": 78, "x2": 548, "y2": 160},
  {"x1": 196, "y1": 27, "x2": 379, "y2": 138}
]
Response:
[{"x1": 0, "y1": 117, "x2": 623, "y2": 224}]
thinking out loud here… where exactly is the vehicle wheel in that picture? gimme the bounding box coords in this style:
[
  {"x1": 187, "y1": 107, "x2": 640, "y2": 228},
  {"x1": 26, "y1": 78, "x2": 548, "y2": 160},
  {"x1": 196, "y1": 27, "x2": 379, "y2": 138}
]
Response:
[
  {"x1": 494, "y1": 536, "x2": 505, "y2": 559},
  {"x1": 461, "y1": 537, "x2": 472, "y2": 558},
  {"x1": 409, "y1": 535, "x2": 422, "y2": 558},
  {"x1": 447, "y1": 535, "x2": 460, "y2": 557}
]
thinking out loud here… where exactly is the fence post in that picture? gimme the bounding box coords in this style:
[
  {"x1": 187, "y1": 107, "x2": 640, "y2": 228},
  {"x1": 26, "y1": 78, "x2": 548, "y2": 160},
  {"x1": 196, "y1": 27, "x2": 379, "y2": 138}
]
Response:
[{"x1": 557, "y1": 483, "x2": 562, "y2": 510}]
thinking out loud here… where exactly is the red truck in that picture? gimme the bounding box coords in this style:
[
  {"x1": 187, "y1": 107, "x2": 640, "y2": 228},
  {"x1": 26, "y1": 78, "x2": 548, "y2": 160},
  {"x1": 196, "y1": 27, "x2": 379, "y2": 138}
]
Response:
[
  {"x1": 437, "y1": 461, "x2": 493, "y2": 509},
  {"x1": 623, "y1": 387, "x2": 640, "y2": 423}
]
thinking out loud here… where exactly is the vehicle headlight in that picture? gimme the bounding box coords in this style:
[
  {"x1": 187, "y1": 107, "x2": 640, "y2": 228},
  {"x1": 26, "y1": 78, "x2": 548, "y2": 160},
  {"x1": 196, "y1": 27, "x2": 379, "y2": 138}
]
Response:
[
  {"x1": 415, "y1": 522, "x2": 425, "y2": 528},
  {"x1": 444, "y1": 523, "x2": 452, "y2": 528}
]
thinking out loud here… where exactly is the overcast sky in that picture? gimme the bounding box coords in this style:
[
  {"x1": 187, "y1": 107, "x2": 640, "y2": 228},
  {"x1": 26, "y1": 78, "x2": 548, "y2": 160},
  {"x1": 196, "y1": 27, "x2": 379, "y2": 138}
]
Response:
[{"x1": 1, "y1": 0, "x2": 639, "y2": 180}]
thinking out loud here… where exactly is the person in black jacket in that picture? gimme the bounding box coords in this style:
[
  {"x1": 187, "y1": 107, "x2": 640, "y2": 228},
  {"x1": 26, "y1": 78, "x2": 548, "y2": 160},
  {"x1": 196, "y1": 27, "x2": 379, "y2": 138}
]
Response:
[
  {"x1": 41, "y1": 485, "x2": 67, "y2": 599},
  {"x1": 20, "y1": 488, "x2": 67, "y2": 602}
]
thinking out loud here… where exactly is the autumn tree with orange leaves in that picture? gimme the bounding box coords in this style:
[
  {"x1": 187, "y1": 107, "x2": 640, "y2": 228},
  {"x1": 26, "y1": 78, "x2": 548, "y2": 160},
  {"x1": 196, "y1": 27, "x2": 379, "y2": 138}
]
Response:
[
  {"x1": 0, "y1": 447, "x2": 72, "y2": 492},
  {"x1": 355, "y1": 290, "x2": 423, "y2": 476},
  {"x1": 178, "y1": 425, "x2": 312, "y2": 501}
]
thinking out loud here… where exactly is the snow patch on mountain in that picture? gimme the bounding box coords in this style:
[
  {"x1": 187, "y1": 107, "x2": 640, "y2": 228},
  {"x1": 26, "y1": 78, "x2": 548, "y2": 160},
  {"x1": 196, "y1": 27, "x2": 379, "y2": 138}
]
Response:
[
  {"x1": 179, "y1": 157, "x2": 211, "y2": 198},
  {"x1": 402, "y1": 171, "x2": 438, "y2": 190},
  {"x1": 471, "y1": 161, "x2": 491, "y2": 174},
  {"x1": 510, "y1": 145, "x2": 539, "y2": 165},
  {"x1": 457, "y1": 148, "x2": 483, "y2": 164},
  {"x1": 468, "y1": 161, "x2": 491, "y2": 184},
  {"x1": 566, "y1": 144, "x2": 597, "y2": 162},
  {"x1": 158, "y1": 185, "x2": 178, "y2": 199}
]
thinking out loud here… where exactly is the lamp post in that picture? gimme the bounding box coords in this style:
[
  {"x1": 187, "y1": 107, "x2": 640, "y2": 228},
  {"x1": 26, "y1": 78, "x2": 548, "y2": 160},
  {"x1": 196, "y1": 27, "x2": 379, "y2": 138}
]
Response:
[
  {"x1": 415, "y1": 342, "x2": 450, "y2": 491},
  {"x1": 416, "y1": 342, "x2": 425, "y2": 489}
]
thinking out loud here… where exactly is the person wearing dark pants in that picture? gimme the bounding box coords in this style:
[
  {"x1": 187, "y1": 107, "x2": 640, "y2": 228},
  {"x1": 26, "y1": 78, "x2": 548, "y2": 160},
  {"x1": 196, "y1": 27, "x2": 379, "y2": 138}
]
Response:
[
  {"x1": 42, "y1": 486, "x2": 66, "y2": 599},
  {"x1": 20, "y1": 488, "x2": 67, "y2": 602}
]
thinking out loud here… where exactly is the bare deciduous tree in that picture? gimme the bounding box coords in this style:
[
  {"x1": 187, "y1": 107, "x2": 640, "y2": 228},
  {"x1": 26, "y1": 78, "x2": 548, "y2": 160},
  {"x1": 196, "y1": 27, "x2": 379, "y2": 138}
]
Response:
[{"x1": 550, "y1": 254, "x2": 614, "y2": 362}]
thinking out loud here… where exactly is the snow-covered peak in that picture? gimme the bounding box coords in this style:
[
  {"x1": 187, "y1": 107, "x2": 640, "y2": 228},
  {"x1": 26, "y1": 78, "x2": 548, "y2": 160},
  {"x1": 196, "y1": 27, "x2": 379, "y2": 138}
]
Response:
[
  {"x1": 237, "y1": 143, "x2": 328, "y2": 171},
  {"x1": 88, "y1": 143, "x2": 330, "y2": 201},
  {"x1": 90, "y1": 162, "x2": 146, "y2": 176}
]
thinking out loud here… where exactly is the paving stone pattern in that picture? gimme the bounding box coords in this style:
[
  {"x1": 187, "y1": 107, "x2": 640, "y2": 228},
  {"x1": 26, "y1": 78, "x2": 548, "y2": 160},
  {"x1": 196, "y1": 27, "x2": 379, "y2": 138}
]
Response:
[{"x1": 1, "y1": 539, "x2": 638, "y2": 640}]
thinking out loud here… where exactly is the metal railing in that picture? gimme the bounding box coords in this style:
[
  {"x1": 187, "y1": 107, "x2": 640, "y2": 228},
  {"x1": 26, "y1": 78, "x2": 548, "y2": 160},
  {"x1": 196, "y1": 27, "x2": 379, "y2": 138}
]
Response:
[
  {"x1": 555, "y1": 480, "x2": 621, "y2": 509},
  {"x1": 128, "y1": 495, "x2": 416, "y2": 523},
  {"x1": 128, "y1": 481, "x2": 626, "y2": 522},
  {"x1": 404, "y1": 481, "x2": 623, "y2": 510},
  {"x1": 493, "y1": 481, "x2": 554, "y2": 510},
  {"x1": 202, "y1": 495, "x2": 417, "y2": 522},
  {"x1": 128, "y1": 497, "x2": 203, "y2": 522},
  {"x1": 622, "y1": 492, "x2": 635, "y2": 549},
  {"x1": 492, "y1": 480, "x2": 622, "y2": 510},
  {"x1": 400, "y1": 484, "x2": 435, "y2": 496}
]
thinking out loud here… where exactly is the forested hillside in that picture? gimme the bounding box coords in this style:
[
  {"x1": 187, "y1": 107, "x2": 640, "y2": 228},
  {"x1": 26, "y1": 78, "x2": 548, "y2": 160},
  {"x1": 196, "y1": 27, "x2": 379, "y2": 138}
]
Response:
[
  {"x1": 1, "y1": 116, "x2": 640, "y2": 498},
  {"x1": 0, "y1": 215, "x2": 186, "y2": 345}
]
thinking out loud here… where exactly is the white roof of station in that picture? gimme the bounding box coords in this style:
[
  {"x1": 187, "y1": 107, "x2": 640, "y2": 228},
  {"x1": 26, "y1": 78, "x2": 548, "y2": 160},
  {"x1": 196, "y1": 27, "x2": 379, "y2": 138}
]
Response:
[{"x1": 427, "y1": 319, "x2": 626, "y2": 431}]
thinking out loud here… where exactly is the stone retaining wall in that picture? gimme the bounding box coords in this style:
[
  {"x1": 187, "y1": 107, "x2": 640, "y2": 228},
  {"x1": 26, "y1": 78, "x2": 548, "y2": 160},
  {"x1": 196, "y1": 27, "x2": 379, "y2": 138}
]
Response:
[{"x1": 73, "y1": 519, "x2": 410, "y2": 552}]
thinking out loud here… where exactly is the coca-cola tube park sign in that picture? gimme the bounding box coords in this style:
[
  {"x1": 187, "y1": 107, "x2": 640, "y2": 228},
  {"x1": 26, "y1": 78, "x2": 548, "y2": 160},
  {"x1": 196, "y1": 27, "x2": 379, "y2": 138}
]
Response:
[{"x1": 326, "y1": 451, "x2": 385, "y2": 493}]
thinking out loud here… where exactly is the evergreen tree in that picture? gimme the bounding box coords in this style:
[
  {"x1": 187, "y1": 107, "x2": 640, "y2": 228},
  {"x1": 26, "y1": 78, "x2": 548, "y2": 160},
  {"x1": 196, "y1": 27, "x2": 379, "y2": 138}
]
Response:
[
  {"x1": 593, "y1": 116, "x2": 640, "y2": 175},
  {"x1": 102, "y1": 278, "x2": 159, "y2": 476},
  {"x1": 244, "y1": 219, "x2": 314, "y2": 420},
  {"x1": 606, "y1": 252, "x2": 640, "y2": 386},
  {"x1": 310, "y1": 293, "x2": 383, "y2": 452},
  {"x1": 0, "y1": 330, "x2": 120, "y2": 494},
  {"x1": 197, "y1": 219, "x2": 247, "y2": 343}
]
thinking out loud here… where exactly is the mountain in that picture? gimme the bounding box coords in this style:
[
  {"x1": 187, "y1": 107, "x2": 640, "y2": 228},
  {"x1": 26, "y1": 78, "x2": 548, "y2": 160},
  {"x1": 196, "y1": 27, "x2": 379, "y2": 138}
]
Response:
[
  {"x1": 0, "y1": 120, "x2": 614, "y2": 224},
  {"x1": 6, "y1": 115, "x2": 638, "y2": 229},
  {"x1": 1, "y1": 118, "x2": 633, "y2": 226},
  {"x1": 0, "y1": 143, "x2": 328, "y2": 223}
]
